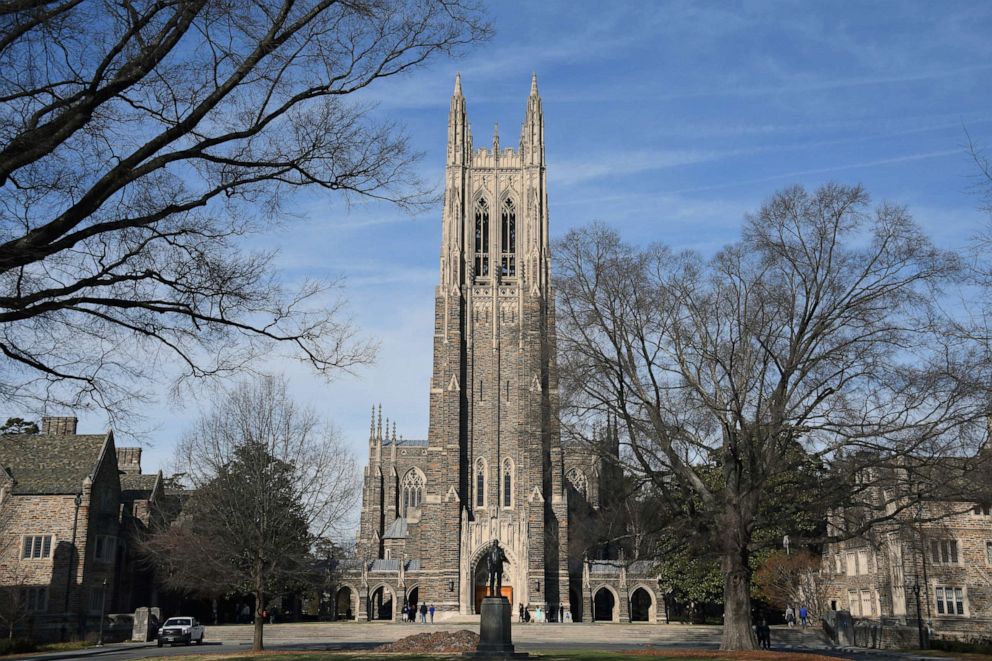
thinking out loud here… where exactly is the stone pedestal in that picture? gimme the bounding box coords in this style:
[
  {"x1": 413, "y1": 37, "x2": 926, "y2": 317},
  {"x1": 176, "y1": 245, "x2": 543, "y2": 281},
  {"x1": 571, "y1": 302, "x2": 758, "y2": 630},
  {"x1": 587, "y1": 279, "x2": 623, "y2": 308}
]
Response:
[{"x1": 466, "y1": 597, "x2": 527, "y2": 658}]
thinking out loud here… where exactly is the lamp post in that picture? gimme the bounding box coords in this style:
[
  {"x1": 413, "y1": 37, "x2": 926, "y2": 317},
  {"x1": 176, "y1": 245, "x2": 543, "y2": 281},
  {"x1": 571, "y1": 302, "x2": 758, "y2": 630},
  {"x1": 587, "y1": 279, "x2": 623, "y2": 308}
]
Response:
[
  {"x1": 909, "y1": 581, "x2": 925, "y2": 649},
  {"x1": 96, "y1": 578, "x2": 107, "y2": 647}
]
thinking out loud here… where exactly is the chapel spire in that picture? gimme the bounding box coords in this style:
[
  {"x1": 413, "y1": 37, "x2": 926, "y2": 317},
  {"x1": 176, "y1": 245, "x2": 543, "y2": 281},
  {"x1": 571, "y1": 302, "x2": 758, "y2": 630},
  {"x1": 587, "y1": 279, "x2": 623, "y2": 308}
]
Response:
[
  {"x1": 520, "y1": 73, "x2": 544, "y2": 166},
  {"x1": 447, "y1": 73, "x2": 469, "y2": 166}
]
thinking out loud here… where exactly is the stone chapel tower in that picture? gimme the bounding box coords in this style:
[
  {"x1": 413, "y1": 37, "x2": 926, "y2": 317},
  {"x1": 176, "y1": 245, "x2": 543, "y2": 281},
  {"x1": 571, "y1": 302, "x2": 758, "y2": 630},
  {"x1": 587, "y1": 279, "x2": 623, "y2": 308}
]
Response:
[
  {"x1": 432, "y1": 73, "x2": 569, "y2": 614},
  {"x1": 352, "y1": 75, "x2": 570, "y2": 619}
]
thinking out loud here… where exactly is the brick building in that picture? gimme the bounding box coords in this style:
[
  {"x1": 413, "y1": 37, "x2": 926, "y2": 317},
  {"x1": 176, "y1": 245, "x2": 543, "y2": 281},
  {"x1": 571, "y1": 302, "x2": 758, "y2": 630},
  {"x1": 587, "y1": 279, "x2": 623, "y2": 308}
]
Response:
[
  {"x1": 0, "y1": 417, "x2": 168, "y2": 640},
  {"x1": 338, "y1": 76, "x2": 662, "y2": 623},
  {"x1": 820, "y1": 459, "x2": 992, "y2": 640}
]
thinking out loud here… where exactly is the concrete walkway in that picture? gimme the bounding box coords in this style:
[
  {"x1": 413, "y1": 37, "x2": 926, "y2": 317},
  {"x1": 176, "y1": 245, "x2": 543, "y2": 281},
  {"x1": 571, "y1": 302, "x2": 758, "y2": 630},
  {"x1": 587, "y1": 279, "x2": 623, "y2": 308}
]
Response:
[{"x1": 199, "y1": 621, "x2": 828, "y2": 648}]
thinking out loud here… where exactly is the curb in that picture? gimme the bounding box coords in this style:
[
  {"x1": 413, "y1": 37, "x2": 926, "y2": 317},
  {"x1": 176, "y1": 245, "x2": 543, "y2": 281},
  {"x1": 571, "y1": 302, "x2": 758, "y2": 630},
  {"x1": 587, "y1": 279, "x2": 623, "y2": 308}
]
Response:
[{"x1": 12, "y1": 643, "x2": 157, "y2": 661}]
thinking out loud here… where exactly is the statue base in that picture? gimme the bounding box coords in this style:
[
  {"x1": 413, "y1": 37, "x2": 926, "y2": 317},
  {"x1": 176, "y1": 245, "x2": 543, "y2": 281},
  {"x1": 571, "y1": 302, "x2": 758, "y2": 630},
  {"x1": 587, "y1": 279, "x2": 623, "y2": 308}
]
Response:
[{"x1": 464, "y1": 596, "x2": 528, "y2": 658}]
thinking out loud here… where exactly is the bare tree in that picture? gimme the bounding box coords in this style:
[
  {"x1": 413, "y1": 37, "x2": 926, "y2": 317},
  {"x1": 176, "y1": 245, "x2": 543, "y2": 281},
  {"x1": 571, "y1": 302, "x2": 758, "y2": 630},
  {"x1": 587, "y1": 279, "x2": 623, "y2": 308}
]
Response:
[
  {"x1": 555, "y1": 184, "x2": 988, "y2": 649},
  {"x1": 753, "y1": 550, "x2": 825, "y2": 620},
  {"x1": 140, "y1": 374, "x2": 359, "y2": 650},
  {"x1": 0, "y1": 0, "x2": 490, "y2": 422}
]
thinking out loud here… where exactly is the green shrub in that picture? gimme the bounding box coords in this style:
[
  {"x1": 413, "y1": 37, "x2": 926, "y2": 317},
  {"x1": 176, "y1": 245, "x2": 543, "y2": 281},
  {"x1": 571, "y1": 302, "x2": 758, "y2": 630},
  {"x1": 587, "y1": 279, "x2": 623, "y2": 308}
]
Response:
[
  {"x1": 930, "y1": 637, "x2": 992, "y2": 655},
  {"x1": 0, "y1": 637, "x2": 38, "y2": 655}
]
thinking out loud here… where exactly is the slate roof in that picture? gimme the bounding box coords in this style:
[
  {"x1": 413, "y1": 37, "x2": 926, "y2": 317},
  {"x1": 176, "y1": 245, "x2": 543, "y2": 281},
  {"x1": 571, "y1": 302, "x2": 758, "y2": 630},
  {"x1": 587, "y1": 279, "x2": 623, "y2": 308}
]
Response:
[
  {"x1": 369, "y1": 558, "x2": 421, "y2": 572},
  {"x1": 382, "y1": 517, "x2": 408, "y2": 539},
  {"x1": 383, "y1": 438, "x2": 429, "y2": 447},
  {"x1": 588, "y1": 561, "x2": 620, "y2": 575},
  {"x1": 0, "y1": 433, "x2": 109, "y2": 495},
  {"x1": 587, "y1": 560, "x2": 657, "y2": 577},
  {"x1": 120, "y1": 473, "x2": 159, "y2": 503}
]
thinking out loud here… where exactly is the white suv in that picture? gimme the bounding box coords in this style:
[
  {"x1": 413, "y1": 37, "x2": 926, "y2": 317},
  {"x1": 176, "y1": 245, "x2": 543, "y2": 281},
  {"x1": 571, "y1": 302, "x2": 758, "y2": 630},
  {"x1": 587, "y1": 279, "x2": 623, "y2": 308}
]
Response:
[{"x1": 157, "y1": 617, "x2": 205, "y2": 647}]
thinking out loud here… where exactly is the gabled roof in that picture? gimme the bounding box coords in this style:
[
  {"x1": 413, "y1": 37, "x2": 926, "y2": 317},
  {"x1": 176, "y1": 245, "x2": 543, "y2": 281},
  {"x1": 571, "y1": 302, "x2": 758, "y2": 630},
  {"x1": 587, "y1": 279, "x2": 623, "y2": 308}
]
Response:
[
  {"x1": 383, "y1": 517, "x2": 408, "y2": 539},
  {"x1": 120, "y1": 472, "x2": 161, "y2": 503},
  {"x1": 0, "y1": 432, "x2": 110, "y2": 495}
]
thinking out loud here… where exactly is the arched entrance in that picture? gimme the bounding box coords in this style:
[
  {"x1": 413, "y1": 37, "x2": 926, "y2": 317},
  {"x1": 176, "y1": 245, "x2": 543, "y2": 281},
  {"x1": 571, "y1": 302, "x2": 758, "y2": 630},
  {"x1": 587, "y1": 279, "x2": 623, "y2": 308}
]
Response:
[
  {"x1": 407, "y1": 586, "x2": 419, "y2": 622},
  {"x1": 473, "y1": 558, "x2": 512, "y2": 614},
  {"x1": 370, "y1": 586, "x2": 393, "y2": 621},
  {"x1": 630, "y1": 587, "x2": 653, "y2": 622},
  {"x1": 335, "y1": 586, "x2": 355, "y2": 620},
  {"x1": 569, "y1": 587, "x2": 582, "y2": 622},
  {"x1": 593, "y1": 587, "x2": 615, "y2": 622}
]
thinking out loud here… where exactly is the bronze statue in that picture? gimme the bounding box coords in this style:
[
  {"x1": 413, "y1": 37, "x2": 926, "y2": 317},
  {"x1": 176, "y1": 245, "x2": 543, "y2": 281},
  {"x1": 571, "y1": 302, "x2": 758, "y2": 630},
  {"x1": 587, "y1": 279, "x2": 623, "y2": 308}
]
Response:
[{"x1": 485, "y1": 539, "x2": 509, "y2": 597}]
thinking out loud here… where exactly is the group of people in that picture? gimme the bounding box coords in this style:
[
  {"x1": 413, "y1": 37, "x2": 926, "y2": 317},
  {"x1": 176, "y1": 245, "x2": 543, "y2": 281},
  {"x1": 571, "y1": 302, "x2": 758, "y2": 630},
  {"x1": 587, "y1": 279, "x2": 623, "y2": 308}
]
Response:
[
  {"x1": 517, "y1": 603, "x2": 570, "y2": 623},
  {"x1": 754, "y1": 604, "x2": 811, "y2": 649},
  {"x1": 784, "y1": 605, "x2": 810, "y2": 628},
  {"x1": 401, "y1": 602, "x2": 436, "y2": 623}
]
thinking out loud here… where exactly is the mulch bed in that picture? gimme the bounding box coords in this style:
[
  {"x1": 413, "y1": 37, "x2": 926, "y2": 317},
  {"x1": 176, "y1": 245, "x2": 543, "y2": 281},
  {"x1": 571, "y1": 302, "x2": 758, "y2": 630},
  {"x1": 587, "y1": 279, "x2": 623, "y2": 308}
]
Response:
[
  {"x1": 373, "y1": 630, "x2": 481, "y2": 654},
  {"x1": 624, "y1": 650, "x2": 850, "y2": 661}
]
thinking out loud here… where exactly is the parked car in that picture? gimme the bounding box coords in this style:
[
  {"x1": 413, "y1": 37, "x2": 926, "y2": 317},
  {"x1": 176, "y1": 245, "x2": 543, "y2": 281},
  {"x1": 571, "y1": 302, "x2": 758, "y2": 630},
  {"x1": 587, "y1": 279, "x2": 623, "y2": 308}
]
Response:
[{"x1": 157, "y1": 617, "x2": 205, "y2": 647}]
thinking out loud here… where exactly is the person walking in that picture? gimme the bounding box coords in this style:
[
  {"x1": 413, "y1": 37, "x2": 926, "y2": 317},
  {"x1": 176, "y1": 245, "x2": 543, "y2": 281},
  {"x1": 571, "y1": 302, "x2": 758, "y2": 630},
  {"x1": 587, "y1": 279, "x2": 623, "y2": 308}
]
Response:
[
  {"x1": 402, "y1": 604, "x2": 409, "y2": 623},
  {"x1": 799, "y1": 605, "x2": 809, "y2": 628},
  {"x1": 419, "y1": 602, "x2": 428, "y2": 624},
  {"x1": 518, "y1": 603, "x2": 525, "y2": 623},
  {"x1": 785, "y1": 605, "x2": 796, "y2": 628},
  {"x1": 559, "y1": 603, "x2": 564, "y2": 623},
  {"x1": 755, "y1": 619, "x2": 771, "y2": 649},
  {"x1": 429, "y1": 604, "x2": 435, "y2": 624}
]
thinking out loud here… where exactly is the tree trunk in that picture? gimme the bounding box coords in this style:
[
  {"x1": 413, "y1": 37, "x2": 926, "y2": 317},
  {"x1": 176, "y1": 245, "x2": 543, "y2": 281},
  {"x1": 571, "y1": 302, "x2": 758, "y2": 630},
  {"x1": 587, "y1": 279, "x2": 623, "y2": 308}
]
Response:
[
  {"x1": 720, "y1": 546, "x2": 757, "y2": 650},
  {"x1": 253, "y1": 589, "x2": 264, "y2": 651}
]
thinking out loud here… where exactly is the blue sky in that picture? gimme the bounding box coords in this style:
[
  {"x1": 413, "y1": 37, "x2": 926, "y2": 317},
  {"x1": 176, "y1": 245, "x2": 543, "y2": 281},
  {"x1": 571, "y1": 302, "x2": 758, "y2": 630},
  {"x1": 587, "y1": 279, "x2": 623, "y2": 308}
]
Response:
[{"x1": 65, "y1": 2, "x2": 992, "y2": 493}]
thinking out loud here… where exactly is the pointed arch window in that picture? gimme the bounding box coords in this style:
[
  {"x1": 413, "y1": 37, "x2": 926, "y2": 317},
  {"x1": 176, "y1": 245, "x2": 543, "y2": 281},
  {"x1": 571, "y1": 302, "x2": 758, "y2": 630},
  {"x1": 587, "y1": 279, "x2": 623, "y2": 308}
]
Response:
[
  {"x1": 566, "y1": 468, "x2": 588, "y2": 498},
  {"x1": 474, "y1": 199, "x2": 490, "y2": 278},
  {"x1": 475, "y1": 458, "x2": 487, "y2": 508},
  {"x1": 502, "y1": 458, "x2": 514, "y2": 508},
  {"x1": 500, "y1": 198, "x2": 516, "y2": 277},
  {"x1": 401, "y1": 469, "x2": 425, "y2": 517}
]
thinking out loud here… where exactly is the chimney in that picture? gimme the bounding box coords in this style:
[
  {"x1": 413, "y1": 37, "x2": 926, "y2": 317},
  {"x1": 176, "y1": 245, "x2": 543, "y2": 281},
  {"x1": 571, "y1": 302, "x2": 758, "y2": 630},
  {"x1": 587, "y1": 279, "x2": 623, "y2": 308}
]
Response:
[
  {"x1": 116, "y1": 447, "x2": 142, "y2": 474},
  {"x1": 41, "y1": 416, "x2": 78, "y2": 436}
]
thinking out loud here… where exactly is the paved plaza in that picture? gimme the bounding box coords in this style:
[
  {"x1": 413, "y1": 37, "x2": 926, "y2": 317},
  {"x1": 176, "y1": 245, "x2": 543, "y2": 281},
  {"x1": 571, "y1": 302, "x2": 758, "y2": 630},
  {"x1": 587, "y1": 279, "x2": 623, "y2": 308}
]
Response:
[{"x1": 8, "y1": 623, "x2": 930, "y2": 661}]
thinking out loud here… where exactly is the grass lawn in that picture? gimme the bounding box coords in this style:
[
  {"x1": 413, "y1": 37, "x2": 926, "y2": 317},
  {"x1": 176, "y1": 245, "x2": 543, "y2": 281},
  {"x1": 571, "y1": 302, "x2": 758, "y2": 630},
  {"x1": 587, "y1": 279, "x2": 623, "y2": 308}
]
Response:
[
  {"x1": 135, "y1": 651, "x2": 853, "y2": 661},
  {"x1": 35, "y1": 641, "x2": 97, "y2": 652},
  {"x1": 898, "y1": 652, "x2": 992, "y2": 661}
]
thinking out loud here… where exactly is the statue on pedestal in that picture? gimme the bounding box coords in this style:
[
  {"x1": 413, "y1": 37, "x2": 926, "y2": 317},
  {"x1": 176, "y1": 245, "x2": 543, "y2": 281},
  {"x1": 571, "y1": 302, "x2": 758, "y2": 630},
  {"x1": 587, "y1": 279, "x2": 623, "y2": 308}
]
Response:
[{"x1": 486, "y1": 539, "x2": 509, "y2": 597}]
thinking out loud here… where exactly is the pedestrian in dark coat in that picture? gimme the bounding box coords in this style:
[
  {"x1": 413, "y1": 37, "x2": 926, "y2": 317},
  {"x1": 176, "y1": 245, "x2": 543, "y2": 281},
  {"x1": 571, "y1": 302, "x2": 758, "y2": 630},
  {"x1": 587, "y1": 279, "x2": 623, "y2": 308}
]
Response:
[{"x1": 755, "y1": 620, "x2": 771, "y2": 649}]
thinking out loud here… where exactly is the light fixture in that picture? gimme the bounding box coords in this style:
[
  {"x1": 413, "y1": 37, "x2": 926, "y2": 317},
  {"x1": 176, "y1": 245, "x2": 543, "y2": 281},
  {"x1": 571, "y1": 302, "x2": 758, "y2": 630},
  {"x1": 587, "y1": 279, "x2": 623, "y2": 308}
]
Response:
[
  {"x1": 448, "y1": 580, "x2": 455, "y2": 592},
  {"x1": 534, "y1": 580, "x2": 540, "y2": 592}
]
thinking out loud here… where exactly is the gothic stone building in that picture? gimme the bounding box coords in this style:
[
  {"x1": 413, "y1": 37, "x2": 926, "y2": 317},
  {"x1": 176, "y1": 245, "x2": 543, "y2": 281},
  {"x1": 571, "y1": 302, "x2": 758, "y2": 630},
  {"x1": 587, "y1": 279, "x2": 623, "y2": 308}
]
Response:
[
  {"x1": 339, "y1": 76, "x2": 662, "y2": 623},
  {"x1": 0, "y1": 417, "x2": 170, "y2": 640},
  {"x1": 819, "y1": 459, "x2": 992, "y2": 641}
]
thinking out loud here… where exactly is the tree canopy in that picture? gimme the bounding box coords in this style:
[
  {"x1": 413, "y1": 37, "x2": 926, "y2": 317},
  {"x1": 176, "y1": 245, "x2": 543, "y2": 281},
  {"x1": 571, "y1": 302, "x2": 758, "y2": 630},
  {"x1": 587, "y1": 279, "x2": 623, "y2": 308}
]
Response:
[
  {"x1": 555, "y1": 183, "x2": 989, "y2": 649},
  {"x1": 140, "y1": 374, "x2": 358, "y2": 650},
  {"x1": 0, "y1": 0, "x2": 489, "y2": 421}
]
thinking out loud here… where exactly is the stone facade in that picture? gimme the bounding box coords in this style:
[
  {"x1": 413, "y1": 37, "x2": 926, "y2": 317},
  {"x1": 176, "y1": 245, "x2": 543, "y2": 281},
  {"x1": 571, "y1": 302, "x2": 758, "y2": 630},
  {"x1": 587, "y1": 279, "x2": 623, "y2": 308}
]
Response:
[
  {"x1": 821, "y1": 484, "x2": 992, "y2": 640},
  {"x1": 343, "y1": 76, "x2": 662, "y2": 624},
  {"x1": 0, "y1": 418, "x2": 168, "y2": 640}
]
